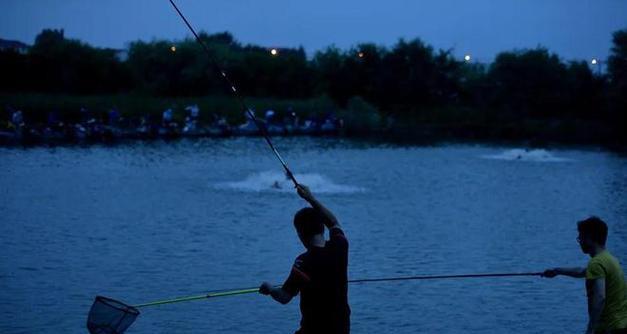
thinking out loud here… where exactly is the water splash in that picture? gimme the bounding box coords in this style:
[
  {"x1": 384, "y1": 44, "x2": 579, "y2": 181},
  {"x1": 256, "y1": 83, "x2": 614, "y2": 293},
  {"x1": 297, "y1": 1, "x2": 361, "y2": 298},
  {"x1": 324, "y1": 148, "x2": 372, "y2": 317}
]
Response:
[
  {"x1": 481, "y1": 149, "x2": 571, "y2": 162},
  {"x1": 216, "y1": 170, "x2": 365, "y2": 193}
]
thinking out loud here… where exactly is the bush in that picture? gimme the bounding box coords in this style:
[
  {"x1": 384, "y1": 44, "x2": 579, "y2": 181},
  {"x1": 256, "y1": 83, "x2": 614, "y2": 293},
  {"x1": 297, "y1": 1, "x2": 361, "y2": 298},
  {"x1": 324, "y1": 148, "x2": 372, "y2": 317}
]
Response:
[{"x1": 337, "y1": 96, "x2": 382, "y2": 134}]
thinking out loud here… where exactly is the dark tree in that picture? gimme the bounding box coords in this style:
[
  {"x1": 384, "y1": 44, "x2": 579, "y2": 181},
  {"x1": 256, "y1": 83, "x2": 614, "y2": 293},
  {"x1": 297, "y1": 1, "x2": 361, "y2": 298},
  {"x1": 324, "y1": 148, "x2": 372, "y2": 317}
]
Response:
[{"x1": 607, "y1": 29, "x2": 627, "y2": 140}]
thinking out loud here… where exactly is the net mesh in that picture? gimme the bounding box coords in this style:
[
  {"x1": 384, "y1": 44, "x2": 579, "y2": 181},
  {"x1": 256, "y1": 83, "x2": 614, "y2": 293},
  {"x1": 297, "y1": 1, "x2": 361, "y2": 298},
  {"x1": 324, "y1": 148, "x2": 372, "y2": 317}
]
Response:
[{"x1": 87, "y1": 296, "x2": 140, "y2": 334}]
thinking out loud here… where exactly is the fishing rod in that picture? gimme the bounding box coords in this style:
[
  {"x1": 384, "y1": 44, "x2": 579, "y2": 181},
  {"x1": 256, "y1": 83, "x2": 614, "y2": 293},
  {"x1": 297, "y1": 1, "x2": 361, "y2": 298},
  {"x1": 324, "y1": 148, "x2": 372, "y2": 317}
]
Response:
[
  {"x1": 348, "y1": 272, "x2": 543, "y2": 284},
  {"x1": 167, "y1": 0, "x2": 298, "y2": 186}
]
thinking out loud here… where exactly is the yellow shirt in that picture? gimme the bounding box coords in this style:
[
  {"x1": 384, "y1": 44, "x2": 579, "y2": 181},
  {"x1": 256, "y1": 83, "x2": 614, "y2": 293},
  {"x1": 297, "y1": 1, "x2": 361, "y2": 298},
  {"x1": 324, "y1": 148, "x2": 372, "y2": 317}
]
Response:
[{"x1": 586, "y1": 250, "x2": 627, "y2": 332}]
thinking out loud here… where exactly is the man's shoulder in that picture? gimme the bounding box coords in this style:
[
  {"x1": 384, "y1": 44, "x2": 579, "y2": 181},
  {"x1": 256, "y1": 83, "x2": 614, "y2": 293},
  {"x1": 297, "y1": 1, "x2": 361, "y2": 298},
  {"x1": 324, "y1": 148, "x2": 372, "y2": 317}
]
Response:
[
  {"x1": 295, "y1": 252, "x2": 310, "y2": 264},
  {"x1": 329, "y1": 225, "x2": 344, "y2": 233},
  {"x1": 604, "y1": 250, "x2": 621, "y2": 264},
  {"x1": 586, "y1": 251, "x2": 619, "y2": 279},
  {"x1": 587, "y1": 254, "x2": 606, "y2": 270},
  {"x1": 329, "y1": 226, "x2": 347, "y2": 241},
  {"x1": 590, "y1": 251, "x2": 618, "y2": 266}
]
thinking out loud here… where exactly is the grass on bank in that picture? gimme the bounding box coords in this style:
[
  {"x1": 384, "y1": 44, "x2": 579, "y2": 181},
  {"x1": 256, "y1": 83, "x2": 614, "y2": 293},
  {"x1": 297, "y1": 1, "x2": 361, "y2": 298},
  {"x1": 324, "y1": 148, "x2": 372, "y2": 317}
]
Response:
[
  {"x1": 0, "y1": 93, "x2": 341, "y2": 123},
  {"x1": 0, "y1": 93, "x2": 621, "y2": 147}
]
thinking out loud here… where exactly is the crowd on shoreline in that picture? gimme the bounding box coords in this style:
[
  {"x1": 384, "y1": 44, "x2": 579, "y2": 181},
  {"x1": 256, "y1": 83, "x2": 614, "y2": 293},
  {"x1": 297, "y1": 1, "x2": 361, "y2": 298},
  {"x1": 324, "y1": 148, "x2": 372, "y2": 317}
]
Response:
[{"x1": 0, "y1": 104, "x2": 344, "y2": 146}]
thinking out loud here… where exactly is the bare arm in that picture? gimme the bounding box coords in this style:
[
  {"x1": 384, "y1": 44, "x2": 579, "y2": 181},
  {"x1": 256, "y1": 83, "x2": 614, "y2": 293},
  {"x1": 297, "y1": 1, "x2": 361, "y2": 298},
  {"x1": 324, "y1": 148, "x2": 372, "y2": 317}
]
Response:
[
  {"x1": 585, "y1": 278, "x2": 606, "y2": 334},
  {"x1": 259, "y1": 282, "x2": 293, "y2": 305},
  {"x1": 542, "y1": 267, "x2": 586, "y2": 279},
  {"x1": 296, "y1": 184, "x2": 340, "y2": 229}
]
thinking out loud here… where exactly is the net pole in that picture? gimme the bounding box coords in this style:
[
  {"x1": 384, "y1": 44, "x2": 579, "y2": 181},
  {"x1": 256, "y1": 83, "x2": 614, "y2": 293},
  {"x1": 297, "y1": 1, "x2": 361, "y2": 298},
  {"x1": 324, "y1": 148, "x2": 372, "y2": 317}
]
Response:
[
  {"x1": 133, "y1": 288, "x2": 260, "y2": 308},
  {"x1": 130, "y1": 272, "x2": 542, "y2": 308}
]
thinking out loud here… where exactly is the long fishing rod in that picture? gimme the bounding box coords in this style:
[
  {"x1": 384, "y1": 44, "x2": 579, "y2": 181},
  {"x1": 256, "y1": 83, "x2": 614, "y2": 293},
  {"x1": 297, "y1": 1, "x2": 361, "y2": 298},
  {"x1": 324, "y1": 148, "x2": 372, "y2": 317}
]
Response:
[
  {"x1": 131, "y1": 271, "x2": 543, "y2": 308},
  {"x1": 348, "y1": 272, "x2": 543, "y2": 284},
  {"x1": 167, "y1": 0, "x2": 298, "y2": 186}
]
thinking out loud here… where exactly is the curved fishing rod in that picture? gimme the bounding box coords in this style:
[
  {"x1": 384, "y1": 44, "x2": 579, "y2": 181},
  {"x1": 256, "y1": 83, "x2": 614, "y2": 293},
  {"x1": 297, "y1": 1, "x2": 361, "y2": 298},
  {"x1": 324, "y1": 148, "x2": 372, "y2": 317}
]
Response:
[
  {"x1": 168, "y1": 0, "x2": 298, "y2": 186},
  {"x1": 348, "y1": 272, "x2": 543, "y2": 284},
  {"x1": 130, "y1": 271, "x2": 543, "y2": 308}
]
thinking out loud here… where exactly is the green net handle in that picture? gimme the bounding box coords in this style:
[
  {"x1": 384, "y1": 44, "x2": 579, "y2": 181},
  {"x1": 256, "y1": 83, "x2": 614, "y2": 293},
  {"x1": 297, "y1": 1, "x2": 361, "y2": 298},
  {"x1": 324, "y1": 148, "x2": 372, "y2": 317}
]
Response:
[
  {"x1": 133, "y1": 288, "x2": 260, "y2": 308},
  {"x1": 132, "y1": 272, "x2": 542, "y2": 308}
]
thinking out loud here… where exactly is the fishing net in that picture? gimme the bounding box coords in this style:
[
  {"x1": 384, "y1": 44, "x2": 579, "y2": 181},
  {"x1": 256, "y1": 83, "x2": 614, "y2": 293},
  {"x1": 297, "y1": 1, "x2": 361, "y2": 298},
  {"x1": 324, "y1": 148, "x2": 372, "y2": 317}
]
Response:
[{"x1": 87, "y1": 296, "x2": 140, "y2": 334}]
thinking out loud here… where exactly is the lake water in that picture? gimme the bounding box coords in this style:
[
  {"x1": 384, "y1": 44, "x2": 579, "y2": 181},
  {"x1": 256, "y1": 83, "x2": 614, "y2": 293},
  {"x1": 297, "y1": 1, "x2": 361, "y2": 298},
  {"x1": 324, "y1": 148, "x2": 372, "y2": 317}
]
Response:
[{"x1": 1, "y1": 138, "x2": 626, "y2": 334}]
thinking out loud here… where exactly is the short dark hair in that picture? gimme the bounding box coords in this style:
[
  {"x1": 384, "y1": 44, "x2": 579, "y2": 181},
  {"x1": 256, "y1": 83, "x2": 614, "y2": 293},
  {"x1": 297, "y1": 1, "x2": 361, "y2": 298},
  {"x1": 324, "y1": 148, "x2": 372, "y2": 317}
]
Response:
[
  {"x1": 577, "y1": 216, "x2": 608, "y2": 246},
  {"x1": 294, "y1": 207, "x2": 324, "y2": 238}
]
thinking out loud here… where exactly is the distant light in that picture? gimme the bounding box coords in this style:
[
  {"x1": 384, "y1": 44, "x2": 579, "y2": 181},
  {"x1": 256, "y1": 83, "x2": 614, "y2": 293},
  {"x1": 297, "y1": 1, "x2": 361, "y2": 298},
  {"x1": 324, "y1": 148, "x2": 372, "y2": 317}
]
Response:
[
  {"x1": 464, "y1": 54, "x2": 471, "y2": 62},
  {"x1": 358, "y1": 52, "x2": 364, "y2": 58},
  {"x1": 270, "y1": 49, "x2": 278, "y2": 56},
  {"x1": 591, "y1": 58, "x2": 598, "y2": 65},
  {"x1": 170, "y1": 46, "x2": 176, "y2": 52}
]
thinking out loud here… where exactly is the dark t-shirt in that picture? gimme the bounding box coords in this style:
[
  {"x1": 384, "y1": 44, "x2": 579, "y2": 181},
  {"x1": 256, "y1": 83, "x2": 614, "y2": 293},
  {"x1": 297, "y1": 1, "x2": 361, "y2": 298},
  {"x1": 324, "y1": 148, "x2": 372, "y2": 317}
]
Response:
[{"x1": 283, "y1": 227, "x2": 350, "y2": 334}]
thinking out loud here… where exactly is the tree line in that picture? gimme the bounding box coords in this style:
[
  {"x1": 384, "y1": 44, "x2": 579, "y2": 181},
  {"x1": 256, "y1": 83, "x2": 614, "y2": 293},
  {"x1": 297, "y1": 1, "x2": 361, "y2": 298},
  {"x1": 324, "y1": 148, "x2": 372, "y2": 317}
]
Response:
[{"x1": 1, "y1": 28, "x2": 626, "y2": 143}]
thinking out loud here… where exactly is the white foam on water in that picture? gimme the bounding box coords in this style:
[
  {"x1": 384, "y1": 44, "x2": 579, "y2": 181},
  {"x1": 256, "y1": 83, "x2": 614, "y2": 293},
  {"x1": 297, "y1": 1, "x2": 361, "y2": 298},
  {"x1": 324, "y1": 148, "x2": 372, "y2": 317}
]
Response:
[
  {"x1": 481, "y1": 149, "x2": 572, "y2": 162},
  {"x1": 216, "y1": 170, "x2": 365, "y2": 194}
]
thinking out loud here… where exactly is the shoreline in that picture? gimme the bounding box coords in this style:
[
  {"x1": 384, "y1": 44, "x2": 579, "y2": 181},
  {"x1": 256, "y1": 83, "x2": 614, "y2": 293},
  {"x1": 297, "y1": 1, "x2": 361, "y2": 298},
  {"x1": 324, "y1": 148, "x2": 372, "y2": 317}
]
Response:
[
  {"x1": 1, "y1": 93, "x2": 625, "y2": 152},
  {"x1": 1, "y1": 129, "x2": 625, "y2": 155}
]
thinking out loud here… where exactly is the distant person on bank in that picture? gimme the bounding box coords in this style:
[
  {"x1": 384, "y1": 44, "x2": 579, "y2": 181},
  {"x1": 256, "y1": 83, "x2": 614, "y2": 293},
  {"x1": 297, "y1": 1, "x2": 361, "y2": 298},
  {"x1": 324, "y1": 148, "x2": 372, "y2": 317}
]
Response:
[{"x1": 543, "y1": 217, "x2": 627, "y2": 334}]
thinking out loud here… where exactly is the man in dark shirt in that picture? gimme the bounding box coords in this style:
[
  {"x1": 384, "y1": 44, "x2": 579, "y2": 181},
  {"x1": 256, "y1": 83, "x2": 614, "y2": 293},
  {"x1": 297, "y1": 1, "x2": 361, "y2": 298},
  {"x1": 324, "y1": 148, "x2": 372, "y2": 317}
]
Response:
[{"x1": 259, "y1": 184, "x2": 350, "y2": 334}]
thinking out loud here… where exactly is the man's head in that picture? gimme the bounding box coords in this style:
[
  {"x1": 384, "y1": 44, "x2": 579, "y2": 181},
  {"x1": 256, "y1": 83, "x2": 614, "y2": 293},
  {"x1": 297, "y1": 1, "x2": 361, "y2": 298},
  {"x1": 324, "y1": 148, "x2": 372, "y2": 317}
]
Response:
[
  {"x1": 577, "y1": 216, "x2": 608, "y2": 254},
  {"x1": 294, "y1": 207, "x2": 324, "y2": 248}
]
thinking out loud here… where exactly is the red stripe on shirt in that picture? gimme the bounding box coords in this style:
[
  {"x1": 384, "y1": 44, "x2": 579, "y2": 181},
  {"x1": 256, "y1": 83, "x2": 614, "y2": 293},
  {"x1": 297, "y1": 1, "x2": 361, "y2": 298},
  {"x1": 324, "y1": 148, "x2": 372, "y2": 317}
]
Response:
[{"x1": 292, "y1": 266, "x2": 311, "y2": 282}]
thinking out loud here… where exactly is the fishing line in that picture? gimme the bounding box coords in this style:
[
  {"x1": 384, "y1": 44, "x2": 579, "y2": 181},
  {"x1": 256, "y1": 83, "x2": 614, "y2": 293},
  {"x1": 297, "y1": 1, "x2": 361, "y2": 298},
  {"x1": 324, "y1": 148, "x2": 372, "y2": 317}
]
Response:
[{"x1": 168, "y1": 0, "x2": 298, "y2": 186}]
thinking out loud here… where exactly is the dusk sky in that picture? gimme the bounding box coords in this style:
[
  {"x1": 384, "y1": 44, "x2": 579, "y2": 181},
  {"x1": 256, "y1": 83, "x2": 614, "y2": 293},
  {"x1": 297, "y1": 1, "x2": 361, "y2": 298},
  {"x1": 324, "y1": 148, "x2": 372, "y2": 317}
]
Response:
[{"x1": 2, "y1": 0, "x2": 626, "y2": 61}]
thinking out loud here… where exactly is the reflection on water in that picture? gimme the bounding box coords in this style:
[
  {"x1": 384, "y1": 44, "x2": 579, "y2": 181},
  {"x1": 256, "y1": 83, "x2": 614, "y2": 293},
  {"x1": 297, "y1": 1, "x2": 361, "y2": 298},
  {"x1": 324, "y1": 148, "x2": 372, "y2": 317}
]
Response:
[{"x1": 0, "y1": 139, "x2": 626, "y2": 334}]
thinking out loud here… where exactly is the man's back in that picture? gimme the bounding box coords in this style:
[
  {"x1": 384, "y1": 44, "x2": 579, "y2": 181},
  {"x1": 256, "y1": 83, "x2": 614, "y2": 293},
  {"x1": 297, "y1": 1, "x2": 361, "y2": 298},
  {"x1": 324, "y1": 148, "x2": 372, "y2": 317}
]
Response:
[
  {"x1": 258, "y1": 185, "x2": 350, "y2": 334},
  {"x1": 283, "y1": 227, "x2": 350, "y2": 334}
]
